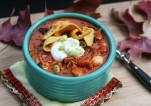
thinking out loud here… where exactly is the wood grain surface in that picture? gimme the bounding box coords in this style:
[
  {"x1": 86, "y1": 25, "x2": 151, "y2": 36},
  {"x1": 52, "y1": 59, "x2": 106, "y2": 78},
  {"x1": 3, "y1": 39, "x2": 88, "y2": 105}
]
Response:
[{"x1": 0, "y1": 1, "x2": 151, "y2": 106}]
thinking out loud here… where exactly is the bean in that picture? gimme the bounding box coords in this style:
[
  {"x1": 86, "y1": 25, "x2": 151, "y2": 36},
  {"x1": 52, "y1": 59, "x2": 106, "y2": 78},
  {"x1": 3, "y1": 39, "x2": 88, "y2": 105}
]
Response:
[
  {"x1": 39, "y1": 28, "x2": 49, "y2": 35},
  {"x1": 92, "y1": 56, "x2": 104, "y2": 65}
]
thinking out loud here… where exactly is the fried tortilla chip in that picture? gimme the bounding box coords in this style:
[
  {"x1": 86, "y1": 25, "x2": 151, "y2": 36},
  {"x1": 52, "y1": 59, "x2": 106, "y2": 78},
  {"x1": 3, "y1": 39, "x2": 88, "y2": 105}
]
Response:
[
  {"x1": 43, "y1": 36, "x2": 60, "y2": 52},
  {"x1": 83, "y1": 27, "x2": 94, "y2": 46},
  {"x1": 70, "y1": 27, "x2": 94, "y2": 42},
  {"x1": 54, "y1": 23, "x2": 81, "y2": 36},
  {"x1": 43, "y1": 21, "x2": 70, "y2": 40},
  {"x1": 70, "y1": 29, "x2": 84, "y2": 40},
  {"x1": 43, "y1": 22, "x2": 61, "y2": 40},
  {"x1": 59, "y1": 21, "x2": 70, "y2": 28}
]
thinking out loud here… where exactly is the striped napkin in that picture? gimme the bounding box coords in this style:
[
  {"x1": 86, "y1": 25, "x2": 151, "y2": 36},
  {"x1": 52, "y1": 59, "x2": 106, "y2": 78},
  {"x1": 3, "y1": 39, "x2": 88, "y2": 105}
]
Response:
[{"x1": 0, "y1": 61, "x2": 122, "y2": 106}]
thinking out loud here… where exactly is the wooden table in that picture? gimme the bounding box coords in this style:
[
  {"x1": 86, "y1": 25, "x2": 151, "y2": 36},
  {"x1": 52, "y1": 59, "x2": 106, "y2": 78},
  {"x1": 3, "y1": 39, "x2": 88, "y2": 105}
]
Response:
[{"x1": 0, "y1": 1, "x2": 151, "y2": 106}]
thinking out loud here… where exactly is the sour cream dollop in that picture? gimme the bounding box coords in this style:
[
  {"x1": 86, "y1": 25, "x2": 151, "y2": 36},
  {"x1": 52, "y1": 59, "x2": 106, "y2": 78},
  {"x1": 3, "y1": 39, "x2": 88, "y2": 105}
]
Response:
[
  {"x1": 50, "y1": 42, "x2": 67, "y2": 62},
  {"x1": 50, "y1": 36, "x2": 84, "y2": 62}
]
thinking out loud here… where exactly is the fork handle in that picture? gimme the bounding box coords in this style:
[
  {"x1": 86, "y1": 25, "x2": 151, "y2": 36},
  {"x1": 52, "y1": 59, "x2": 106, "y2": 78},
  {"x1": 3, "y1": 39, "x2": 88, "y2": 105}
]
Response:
[{"x1": 129, "y1": 61, "x2": 151, "y2": 91}]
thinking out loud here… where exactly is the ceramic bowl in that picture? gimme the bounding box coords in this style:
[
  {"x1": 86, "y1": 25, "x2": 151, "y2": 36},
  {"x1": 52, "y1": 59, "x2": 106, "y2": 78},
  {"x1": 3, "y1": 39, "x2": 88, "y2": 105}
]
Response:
[{"x1": 22, "y1": 13, "x2": 116, "y2": 102}]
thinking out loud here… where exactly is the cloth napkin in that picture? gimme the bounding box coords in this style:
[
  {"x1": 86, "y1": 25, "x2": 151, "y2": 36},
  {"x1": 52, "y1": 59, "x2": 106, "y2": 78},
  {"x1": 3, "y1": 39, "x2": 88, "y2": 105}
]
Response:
[{"x1": 0, "y1": 61, "x2": 122, "y2": 106}]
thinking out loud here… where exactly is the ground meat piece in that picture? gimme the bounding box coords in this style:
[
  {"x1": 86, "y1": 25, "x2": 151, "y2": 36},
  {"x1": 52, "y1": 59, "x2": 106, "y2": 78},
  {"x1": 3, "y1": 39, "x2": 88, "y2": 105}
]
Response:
[{"x1": 72, "y1": 65, "x2": 84, "y2": 76}]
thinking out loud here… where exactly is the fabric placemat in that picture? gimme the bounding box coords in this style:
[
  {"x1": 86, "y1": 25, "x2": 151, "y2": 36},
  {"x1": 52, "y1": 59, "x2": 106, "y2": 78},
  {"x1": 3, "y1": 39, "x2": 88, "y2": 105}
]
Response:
[{"x1": 0, "y1": 61, "x2": 122, "y2": 106}]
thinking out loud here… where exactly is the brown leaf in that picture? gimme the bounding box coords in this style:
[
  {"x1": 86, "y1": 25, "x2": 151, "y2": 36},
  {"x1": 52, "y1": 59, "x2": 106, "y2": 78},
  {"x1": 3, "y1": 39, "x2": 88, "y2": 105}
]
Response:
[
  {"x1": 142, "y1": 20, "x2": 151, "y2": 39},
  {"x1": 118, "y1": 35, "x2": 151, "y2": 60},
  {"x1": 44, "y1": 2, "x2": 54, "y2": 16},
  {"x1": 64, "y1": 0, "x2": 101, "y2": 19},
  {"x1": 112, "y1": 9, "x2": 144, "y2": 35},
  {"x1": 135, "y1": 1, "x2": 151, "y2": 20},
  {"x1": 0, "y1": 7, "x2": 31, "y2": 46},
  {"x1": 44, "y1": 8, "x2": 54, "y2": 17}
]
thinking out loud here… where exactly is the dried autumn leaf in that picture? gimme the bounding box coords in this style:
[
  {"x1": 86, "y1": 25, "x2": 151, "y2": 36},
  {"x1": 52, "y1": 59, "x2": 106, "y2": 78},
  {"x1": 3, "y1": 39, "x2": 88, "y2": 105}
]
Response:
[
  {"x1": 135, "y1": 1, "x2": 151, "y2": 20},
  {"x1": 143, "y1": 20, "x2": 151, "y2": 39},
  {"x1": 112, "y1": 9, "x2": 144, "y2": 35},
  {"x1": 65, "y1": 0, "x2": 101, "y2": 19},
  {"x1": 118, "y1": 35, "x2": 151, "y2": 60},
  {"x1": 44, "y1": 8, "x2": 54, "y2": 16},
  {"x1": 0, "y1": 17, "x2": 13, "y2": 42},
  {"x1": 44, "y1": 2, "x2": 54, "y2": 16},
  {"x1": 0, "y1": 7, "x2": 31, "y2": 46},
  {"x1": 112, "y1": 2, "x2": 151, "y2": 60}
]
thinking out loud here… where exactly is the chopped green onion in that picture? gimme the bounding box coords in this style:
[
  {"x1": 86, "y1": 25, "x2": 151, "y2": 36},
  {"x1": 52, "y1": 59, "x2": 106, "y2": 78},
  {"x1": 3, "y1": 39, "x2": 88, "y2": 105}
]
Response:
[
  {"x1": 54, "y1": 65, "x2": 60, "y2": 73},
  {"x1": 80, "y1": 41, "x2": 87, "y2": 48},
  {"x1": 69, "y1": 47, "x2": 84, "y2": 57},
  {"x1": 60, "y1": 35, "x2": 68, "y2": 42},
  {"x1": 58, "y1": 46, "x2": 65, "y2": 51}
]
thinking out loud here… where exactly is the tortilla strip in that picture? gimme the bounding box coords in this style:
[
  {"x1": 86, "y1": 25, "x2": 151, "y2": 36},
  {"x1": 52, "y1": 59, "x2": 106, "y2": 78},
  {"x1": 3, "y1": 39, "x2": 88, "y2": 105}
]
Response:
[
  {"x1": 83, "y1": 27, "x2": 94, "y2": 46},
  {"x1": 43, "y1": 21, "x2": 70, "y2": 40},
  {"x1": 43, "y1": 22, "x2": 61, "y2": 40},
  {"x1": 59, "y1": 21, "x2": 70, "y2": 28},
  {"x1": 43, "y1": 36, "x2": 60, "y2": 52},
  {"x1": 70, "y1": 27, "x2": 94, "y2": 42},
  {"x1": 54, "y1": 23, "x2": 81, "y2": 36}
]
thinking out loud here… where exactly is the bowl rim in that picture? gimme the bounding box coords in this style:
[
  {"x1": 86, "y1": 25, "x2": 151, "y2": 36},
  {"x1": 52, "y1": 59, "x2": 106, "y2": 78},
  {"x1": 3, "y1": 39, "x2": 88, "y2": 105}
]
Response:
[{"x1": 23, "y1": 13, "x2": 116, "y2": 81}]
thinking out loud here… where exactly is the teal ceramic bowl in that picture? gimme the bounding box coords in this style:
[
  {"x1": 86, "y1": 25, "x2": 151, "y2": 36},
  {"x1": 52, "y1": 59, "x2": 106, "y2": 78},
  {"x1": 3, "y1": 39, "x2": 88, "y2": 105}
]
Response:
[{"x1": 23, "y1": 13, "x2": 116, "y2": 102}]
